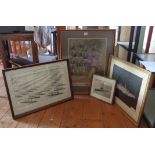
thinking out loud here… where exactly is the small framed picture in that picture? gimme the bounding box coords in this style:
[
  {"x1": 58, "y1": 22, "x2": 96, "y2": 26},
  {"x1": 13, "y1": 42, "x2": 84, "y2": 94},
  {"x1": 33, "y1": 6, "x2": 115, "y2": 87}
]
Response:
[
  {"x1": 2, "y1": 59, "x2": 73, "y2": 119},
  {"x1": 90, "y1": 75, "x2": 116, "y2": 104}
]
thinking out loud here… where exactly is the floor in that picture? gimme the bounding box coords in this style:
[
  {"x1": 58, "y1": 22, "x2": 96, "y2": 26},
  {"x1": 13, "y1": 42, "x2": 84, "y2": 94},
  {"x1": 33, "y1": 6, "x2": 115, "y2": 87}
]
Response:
[
  {"x1": 0, "y1": 95, "x2": 148, "y2": 128},
  {"x1": 0, "y1": 61, "x2": 7, "y2": 97},
  {"x1": 0, "y1": 60, "x2": 148, "y2": 128}
]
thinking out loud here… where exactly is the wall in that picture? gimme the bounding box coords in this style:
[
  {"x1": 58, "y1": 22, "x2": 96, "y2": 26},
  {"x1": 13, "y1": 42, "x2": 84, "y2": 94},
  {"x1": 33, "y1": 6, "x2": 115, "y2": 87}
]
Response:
[
  {"x1": 119, "y1": 26, "x2": 131, "y2": 42},
  {"x1": 117, "y1": 26, "x2": 146, "y2": 61},
  {"x1": 117, "y1": 26, "x2": 131, "y2": 60},
  {"x1": 118, "y1": 46, "x2": 128, "y2": 60}
]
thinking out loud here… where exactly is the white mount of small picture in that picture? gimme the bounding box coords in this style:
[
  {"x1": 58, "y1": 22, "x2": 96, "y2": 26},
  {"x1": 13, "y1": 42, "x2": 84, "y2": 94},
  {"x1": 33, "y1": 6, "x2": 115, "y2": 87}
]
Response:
[{"x1": 90, "y1": 75, "x2": 116, "y2": 104}]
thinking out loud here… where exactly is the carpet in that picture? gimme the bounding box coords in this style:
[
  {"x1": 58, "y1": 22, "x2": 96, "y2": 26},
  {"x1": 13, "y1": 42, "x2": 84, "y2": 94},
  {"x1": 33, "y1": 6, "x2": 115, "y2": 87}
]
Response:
[
  {"x1": 0, "y1": 77, "x2": 7, "y2": 98},
  {"x1": 0, "y1": 63, "x2": 7, "y2": 98}
]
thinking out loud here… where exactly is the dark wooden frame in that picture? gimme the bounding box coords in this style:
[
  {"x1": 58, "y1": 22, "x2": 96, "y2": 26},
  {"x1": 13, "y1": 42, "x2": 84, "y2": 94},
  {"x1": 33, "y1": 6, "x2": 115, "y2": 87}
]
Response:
[
  {"x1": 56, "y1": 26, "x2": 66, "y2": 59},
  {"x1": 59, "y1": 29, "x2": 115, "y2": 94},
  {"x1": 2, "y1": 59, "x2": 73, "y2": 119},
  {"x1": 145, "y1": 26, "x2": 154, "y2": 53},
  {"x1": 0, "y1": 32, "x2": 39, "y2": 69}
]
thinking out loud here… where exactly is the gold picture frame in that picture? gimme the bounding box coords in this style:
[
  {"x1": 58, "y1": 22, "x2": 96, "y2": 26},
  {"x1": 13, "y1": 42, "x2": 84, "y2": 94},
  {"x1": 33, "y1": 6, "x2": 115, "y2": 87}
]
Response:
[{"x1": 109, "y1": 56, "x2": 152, "y2": 126}]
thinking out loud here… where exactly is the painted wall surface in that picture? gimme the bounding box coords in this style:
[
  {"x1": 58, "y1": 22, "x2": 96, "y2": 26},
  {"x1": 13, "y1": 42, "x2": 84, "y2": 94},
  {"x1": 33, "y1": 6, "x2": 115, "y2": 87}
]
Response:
[
  {"x1": 118, "y1": 46, "x2": 128, "y2": 60},
  {"x1": 119, "y1": 26, "x2": 131, "y2": 42},
  {"x1": 118, "y1": 26, "x2": 131, "y2": 60},
  {"x1": 117, "y1": 26, "x2": 146, "y2": 60}
]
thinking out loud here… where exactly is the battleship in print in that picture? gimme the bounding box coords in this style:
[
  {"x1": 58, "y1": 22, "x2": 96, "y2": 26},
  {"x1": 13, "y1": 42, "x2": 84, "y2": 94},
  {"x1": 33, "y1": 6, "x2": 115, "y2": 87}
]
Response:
[
  {"x1": 112, "y1": 64, "x2": 142, "y2": 110},
  {"x1": 11, "y1": 67, "x2": 67, "y2": 105}
]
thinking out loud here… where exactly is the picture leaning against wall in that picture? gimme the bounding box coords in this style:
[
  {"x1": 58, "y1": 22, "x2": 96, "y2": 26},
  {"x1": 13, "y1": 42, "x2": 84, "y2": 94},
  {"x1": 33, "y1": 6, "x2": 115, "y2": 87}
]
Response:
[
  {"x1": 3, "y1": 60, "x2": 73, "y2": 119},
  {"x1": 90, "y1": 74, "x2": 116, "y2": 104},
  {"x1": 109, "y1": 56, "x2": 152, "y2": 126},
  {"x1": 60, "y1": 30, "x2": 115, "y2": 94}
]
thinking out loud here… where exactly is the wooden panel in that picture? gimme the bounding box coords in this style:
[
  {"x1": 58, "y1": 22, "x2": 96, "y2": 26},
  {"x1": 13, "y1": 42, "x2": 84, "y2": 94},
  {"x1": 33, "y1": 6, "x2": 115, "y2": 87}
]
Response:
[
  {"x1": 0, "y1": 41, "x2": 12, "y2": 68},
  {"x1": 15, "y1": 117, "x2": 29, "y2": 128},
  {"x1": 0, "y1": 98, "x2": 9, "y2": 120},
  {"x1": 15, "y1": 109, "x2": 45, "y2": 128},
  {"x1": 60, "y1": 98, "x2": 84, "y2": 128},
  {"x1": 31, "y1": 40, "x2": 39, "y2": 63},
  {"x1": 0, "y1": 110, "x2": 18, "y2": 128},
  {"x1": 82, "y1": 120, "x2": 104, "y2": 128},
  {"x1": 145, "y1": 26, "x2": 154, "y2": 53},
  {"x1": 56, "y1": 26, "x2": 66, "y2": 59},
  {"x1": 83, "y1": 97, "x2": 102, "y2": 121},
  {"x1": 102, "y1": 102, "x2": 127, "y2": 128},
  {"x1": 0, "y1": 92, "x2": 148, "y2": 128},
  {"x1": 60, "y1": 119, "x2": 84, "y2": 128},
  {"x1": 26, "y1": 110, "x2": 45, "y2": 128},
  {"x1": 38, "y1": 103, "x2": 65, "y2": 128},
  {"x1": 62, "y1": 99, "x2": 83, "y2": 120},
  {"x1": 0, "y1": 33, "x2": 35, "y2": 41}
]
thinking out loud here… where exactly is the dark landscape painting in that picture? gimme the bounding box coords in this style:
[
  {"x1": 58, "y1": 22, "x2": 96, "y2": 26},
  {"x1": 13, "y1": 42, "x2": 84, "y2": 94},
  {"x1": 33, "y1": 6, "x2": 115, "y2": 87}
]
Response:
[{"x1": 112, "y1": 64, "x2": 142, "y2": 110}]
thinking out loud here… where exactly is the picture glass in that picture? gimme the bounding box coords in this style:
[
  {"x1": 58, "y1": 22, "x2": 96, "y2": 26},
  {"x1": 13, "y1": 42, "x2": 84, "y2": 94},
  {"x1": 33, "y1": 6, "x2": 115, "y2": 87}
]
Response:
[
  {"x1": 109, "y1": 56, "x2": 151, "y2": 125},
  {"x1": 60, "y1": 30, "x2": 115, "y2": 94},
  {"x1": 68, "y1": 38, "x2": 107, "y2": 86},
  {"x1": 90, "y1": 75, "x2": 116, "y2": 104},
  {"x1": 3, "y1": 60, "x2": 72, "y2": 118},
  {"x1": 112, "y1": 64, "x2": 142, "y2": 110}
]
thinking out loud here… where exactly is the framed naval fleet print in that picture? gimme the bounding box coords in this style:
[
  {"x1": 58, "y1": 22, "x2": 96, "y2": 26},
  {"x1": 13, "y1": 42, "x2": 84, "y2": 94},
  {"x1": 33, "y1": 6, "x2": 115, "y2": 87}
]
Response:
[
  {"x1": 60, "y1": 29, "x2": 115, "y2": 94},
  {"x1": 2, "y1": 60, "x2": 73, "y2": 119},
  {"x1": 109, "y1": 56, "x2": 152, "y2": 126}
]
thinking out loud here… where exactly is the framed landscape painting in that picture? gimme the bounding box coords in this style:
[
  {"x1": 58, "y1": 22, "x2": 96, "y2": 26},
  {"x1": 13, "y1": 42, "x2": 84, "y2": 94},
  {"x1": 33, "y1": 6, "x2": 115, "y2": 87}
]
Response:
[
  {"x1": 60, "y1": 30, "x2": 115, "y2": 94},
  {"x1": 90, "y1": 75, "x2": 116, "y2": 104},
  {"x1": 109, "y1": 56, "x2": 152, "y2": 126},
  {"x1": 3, "y1": 60, "x2": 73, "y2": 119}
]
